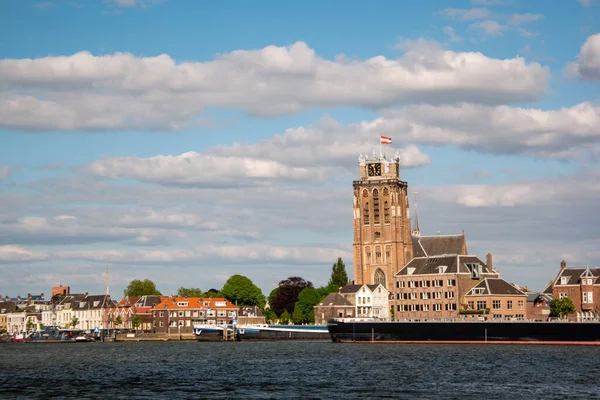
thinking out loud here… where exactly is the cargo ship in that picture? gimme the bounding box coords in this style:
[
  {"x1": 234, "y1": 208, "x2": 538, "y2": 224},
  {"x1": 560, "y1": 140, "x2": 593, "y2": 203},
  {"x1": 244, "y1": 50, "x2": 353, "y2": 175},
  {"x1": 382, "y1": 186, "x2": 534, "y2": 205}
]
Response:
[{"x1": 326, "y1": 319, "x2": 600, "y2": 344}]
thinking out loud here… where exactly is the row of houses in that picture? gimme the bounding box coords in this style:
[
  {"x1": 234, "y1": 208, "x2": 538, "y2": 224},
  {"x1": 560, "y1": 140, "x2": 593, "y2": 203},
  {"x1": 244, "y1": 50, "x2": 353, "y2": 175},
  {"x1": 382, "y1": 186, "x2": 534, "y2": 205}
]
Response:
[
  {"x1": 0, "y1": 289, "x2": 261, "y2": 336},
  {"x1": 316, "y1": 234, "x2": 599, "y2": 323}
]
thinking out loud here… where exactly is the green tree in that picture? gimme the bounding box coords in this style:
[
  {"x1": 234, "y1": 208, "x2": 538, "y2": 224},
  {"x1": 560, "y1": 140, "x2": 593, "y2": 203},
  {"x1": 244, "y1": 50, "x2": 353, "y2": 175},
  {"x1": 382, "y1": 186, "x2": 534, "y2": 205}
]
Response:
[
  {"x1": 26, "y1": 318, "x2": 35, "y2": 332},
  {"x1": 123, "y1": 279, "x2": 162, "y2": 297},
  {"x1": 271, "y1": 277, "x2": 313, "y2": 317},
  {"x1": 131, "y1": 315, "x2": 142, "y2": 330},
  {"x1": 292, "y1": 286, "x2": 329, "y2": 324},
  {"x1": 220, "y1": 275, "x2": 265, "y2": 307},
  {"x1": 263, "y1": 308, "x2": 277, "y2": 324},
  {"x1": 279, "y1": 310, "x2": 290, "y2": 325},
  {"x1": 176, "y1": 287, "x2": 204, "y2": 297},
  {"x1": 115, "y1": 315, "x2": 123, "y2": 327},
  {"x1": 71, "y1": 316, "x2": 79, "y2": 328},
  {"x1": 550, "y1": 297, "x2": 576, "y2": 319},
  {"x1": 328, "y1": 257, "x2": 348, "y2": 290}
]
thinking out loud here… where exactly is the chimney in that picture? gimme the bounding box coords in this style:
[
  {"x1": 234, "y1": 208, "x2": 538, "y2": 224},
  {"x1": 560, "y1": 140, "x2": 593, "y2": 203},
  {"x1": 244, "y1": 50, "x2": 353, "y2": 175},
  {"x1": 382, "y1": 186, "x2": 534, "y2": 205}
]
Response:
[
  {"x1": 486, "y1": 253, "x2": 493, "y2": 270},
  {"x1": 27, "y1": 293, "x2": 31, "y2": 299},
  {"x1": 560, "y1": 260, "x2": 566, "y2": 270}
]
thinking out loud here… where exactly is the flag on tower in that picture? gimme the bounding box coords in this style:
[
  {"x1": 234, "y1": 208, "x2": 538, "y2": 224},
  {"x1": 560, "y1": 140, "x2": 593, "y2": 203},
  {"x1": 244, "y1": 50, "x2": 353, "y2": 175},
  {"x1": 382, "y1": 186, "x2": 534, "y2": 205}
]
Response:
[{"x1": 380, "y1": 135, "x2": 392, "y2": 145}]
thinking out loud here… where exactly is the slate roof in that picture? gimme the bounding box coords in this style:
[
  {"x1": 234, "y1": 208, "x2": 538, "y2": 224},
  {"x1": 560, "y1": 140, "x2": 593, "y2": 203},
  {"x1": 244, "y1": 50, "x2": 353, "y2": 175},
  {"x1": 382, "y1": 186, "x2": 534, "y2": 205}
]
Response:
[
  {"x1": 396, "y1": 255, "x2": 491, "y2": 276},
  {"x1": 465, "y1": 278, "x2": 526, "y2": 296},
  {"x1": 411, "y1": 234, "x2": 468, "y2": 258},
  {"x1": 317, "y1": 293, "x2": 353, "y2": 307},
  {"x1": 526, "y1": 293, "x2": 552, "y2": 303},
  {"x1": 151, "y1": 297, "x2": 237, "y2": 310},
  {"x1": 74, "y1": 294, "x2": 114, "y2": 310},
  {"x1": 0, "y1": 301, "x2": 16, "y2": 314},
  {"x1": 554, "y1": 267, "x2": 600, "y2": 285},
  {"x1": 367, "y1": 284, "x2": 388, "y2": 293},
  {"x1": 339, "y1": 284, "x2": 364, "y2": 294}
]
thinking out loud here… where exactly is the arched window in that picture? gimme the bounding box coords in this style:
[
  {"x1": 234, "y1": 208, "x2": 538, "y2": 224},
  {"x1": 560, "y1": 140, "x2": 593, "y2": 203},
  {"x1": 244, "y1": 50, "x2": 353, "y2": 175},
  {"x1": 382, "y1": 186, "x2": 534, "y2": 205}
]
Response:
[
  {"x1": 374, "y1": 269, "x2": 386, "y2": 287},
  {"x1": 375, "y1": 246, "x2": 382, "y2": 263},
  {"x1": 365, "y1": 247, "x2": 371, "y2": 264},
  {"x1": 373, "y1": 189, "x2": 380, "y2": 224},
  {"x1": 363, "y1": 201, "x2": 369, "y2": 225},
  {"x1": 384, "y1": 201, "x2": 390, "y2": 224}
]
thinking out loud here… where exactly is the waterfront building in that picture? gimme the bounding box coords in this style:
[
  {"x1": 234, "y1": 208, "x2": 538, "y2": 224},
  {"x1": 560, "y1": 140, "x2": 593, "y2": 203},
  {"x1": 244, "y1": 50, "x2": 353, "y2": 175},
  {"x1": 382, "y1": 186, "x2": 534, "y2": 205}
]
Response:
[
  {"x1": 151, "y1": 297, "x2": 237, "y2": 336},
  {"x1": 237, "y1": 306, "x2": 267, "y2": 325},
  {"x1": 549, "y1": 261, "x2": 599, "y2": 321},
  {"x1": 463, "y1": 278, "x2": 527, "y2": 320},
  {"x1": 525, "y1": 292, "x2": 552, "y2": 321},
  {"x1": 392, "y1": 254, "x2": 499, "y2": 321},
  {"x1": 313, "y1": 283, "x2": 390, "y2": 324},
  {"x1": 106, "y1": 295, "x2": 164, "y2": 331},
  {"x1": 0, "y1": 301, "x2": 16, "y2": 332},
  {"x1": 352, "y1": 152, "x2": 414, "y2": 292}
]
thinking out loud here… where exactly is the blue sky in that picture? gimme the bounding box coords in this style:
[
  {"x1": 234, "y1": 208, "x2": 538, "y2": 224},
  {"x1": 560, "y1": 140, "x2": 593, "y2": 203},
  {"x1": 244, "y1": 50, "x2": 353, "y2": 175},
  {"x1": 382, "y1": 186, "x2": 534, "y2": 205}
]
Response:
[{"x1": 0, "y1": 0, "x2": 599, "y2": 297}]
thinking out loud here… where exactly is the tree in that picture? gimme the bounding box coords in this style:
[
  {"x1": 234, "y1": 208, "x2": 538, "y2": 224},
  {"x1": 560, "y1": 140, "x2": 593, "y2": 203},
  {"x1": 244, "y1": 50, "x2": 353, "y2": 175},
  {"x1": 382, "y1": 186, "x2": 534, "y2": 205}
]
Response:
[
  {"x1": 292, "y1": 286, "x2": 329, "y2": 324},
  {"x1": 550, "y1": 297, "x2": 576, "y2": 319},
  {"x1": 328, "y1": 257, "x2": 348, "y2": 290},
  {"x1": 279, "y1": 310, "x2": 290, "y2": 325},
  {"x1": 263, "y1": 308, "x2": 277, "y2": 324},
  {"x1": 26, "y1": 318, "x2": 35, "y2": 332},
  {"x1": 220, "y1": 275, "x2": 265, "y2": 307},
  {"x1": 270, "y1": 277, "x2": 313, "y2": 317},
  {"x1": 131, "y1": 315, "x2": 141, "y2": 330},
  {"x1": 115, "y1": 315, "x2": 123, "y2": 327},
  {"x1": 123, "y1": 279, "x2": 162, "y2": 297},
  {"x1": 206, "y1": 288, "x2": 220, "y2": 295},
  {"x1": 176, "y1": 287, "x2": 204, "y2": 297},
  {"x1": 71, "y1": 316, "x2": 79, "y2": 329}
]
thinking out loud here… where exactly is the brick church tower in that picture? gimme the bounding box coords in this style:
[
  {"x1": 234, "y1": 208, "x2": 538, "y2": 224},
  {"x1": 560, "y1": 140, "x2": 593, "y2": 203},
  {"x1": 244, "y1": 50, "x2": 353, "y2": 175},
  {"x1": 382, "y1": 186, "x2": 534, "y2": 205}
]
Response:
[{"x1": 352, "y1": 151, "x2": 413, "y2": 293}]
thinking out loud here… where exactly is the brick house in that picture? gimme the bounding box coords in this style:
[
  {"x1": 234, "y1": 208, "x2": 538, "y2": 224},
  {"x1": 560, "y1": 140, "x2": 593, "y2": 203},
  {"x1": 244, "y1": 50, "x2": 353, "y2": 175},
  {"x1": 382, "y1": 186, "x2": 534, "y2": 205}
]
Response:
[
  {"x1": 106, "y1": 295, "x2": 164, "y2": 331},
  {"x1": 313, "y1": 284, "x2": 390, "y2": 324},
  {"x1": 314, "y1": 293, "x2": 356, "y2": 324},
  {"x1": 549, "y1": 261, "x2": 600, "y2": 321},
  {"x1": 392, "y1": 254, "x2": 499, "y2": 321},
  {"x1": 525, "y1": 292, "x2": 552, "y2": 321},
  {"x1": 151, "y1": 297, "x2": 237, "y2": 335},
  {"x1": 463, "y1": 278, "x2": 527, "y2": 320}
]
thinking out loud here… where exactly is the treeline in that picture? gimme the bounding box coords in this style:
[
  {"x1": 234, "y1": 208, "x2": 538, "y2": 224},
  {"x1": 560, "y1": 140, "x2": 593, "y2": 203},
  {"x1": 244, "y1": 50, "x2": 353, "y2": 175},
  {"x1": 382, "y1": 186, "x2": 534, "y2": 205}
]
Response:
[{"x1": 122, "y1": 257, "x2": 349, "y2": 324}]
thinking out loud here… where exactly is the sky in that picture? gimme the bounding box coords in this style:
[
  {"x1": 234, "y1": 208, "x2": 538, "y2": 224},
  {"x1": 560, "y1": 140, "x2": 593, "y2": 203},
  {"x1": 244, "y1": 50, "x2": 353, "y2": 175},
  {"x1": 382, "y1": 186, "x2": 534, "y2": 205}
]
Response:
[{"x1": 0, "y1": 0, "x2": 599, "y2": 298}]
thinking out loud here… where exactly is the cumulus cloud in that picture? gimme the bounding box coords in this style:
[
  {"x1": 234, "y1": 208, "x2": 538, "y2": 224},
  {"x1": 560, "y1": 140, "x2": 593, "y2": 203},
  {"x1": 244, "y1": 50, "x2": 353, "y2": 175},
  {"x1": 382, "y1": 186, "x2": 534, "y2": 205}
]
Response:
[
  {"x1": 0, "y1": 245, "x2": 48, "y2": 263},
  {"x1": 0, "y1": 41, "x2": 548, "y2": 131},
  {"x1": 376, "y1": 102, "x2": 600, "y2": 158},
  {"x1": 565, "y1": 33, "x2": 600, "y2": 81}
]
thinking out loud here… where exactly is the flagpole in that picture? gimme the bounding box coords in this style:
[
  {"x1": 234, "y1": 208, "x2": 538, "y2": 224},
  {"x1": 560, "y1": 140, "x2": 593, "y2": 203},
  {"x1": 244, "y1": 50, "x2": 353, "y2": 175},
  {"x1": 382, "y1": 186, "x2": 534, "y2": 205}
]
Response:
[{"x1": 379, "y1": 136, "x2": 382, "y2": 159}]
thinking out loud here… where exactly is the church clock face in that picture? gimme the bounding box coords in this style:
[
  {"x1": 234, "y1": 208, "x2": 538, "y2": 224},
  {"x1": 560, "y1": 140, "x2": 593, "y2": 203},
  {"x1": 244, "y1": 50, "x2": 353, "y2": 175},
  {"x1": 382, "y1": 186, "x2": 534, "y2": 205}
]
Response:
[{"x1": 368, "y1": 163, "x2": 382, "y2": 177}]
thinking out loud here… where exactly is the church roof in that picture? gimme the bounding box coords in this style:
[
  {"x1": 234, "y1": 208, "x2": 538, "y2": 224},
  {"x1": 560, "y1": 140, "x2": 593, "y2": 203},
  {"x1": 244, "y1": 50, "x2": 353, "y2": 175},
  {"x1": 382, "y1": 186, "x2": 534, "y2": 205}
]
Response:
[
  {"x1": 396, "y1": 255, "x2": 492, "y2": 276},
  {"x1": 411, "y1": 234, "x2": 468, "y2": 258}
]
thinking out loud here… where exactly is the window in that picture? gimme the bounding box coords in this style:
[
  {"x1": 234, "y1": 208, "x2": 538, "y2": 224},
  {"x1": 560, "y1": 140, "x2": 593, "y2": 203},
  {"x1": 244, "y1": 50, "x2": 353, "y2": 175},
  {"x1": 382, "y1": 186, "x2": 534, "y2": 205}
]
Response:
[
  {"x1": 178, "y1": 311, "x2": 184, "y2": 317},
  {"x1": 467, "y1": 301, "x2": 474, "y2": 310},
  {"x1": 363, "y1": 201, "x2": 370, "y2": 225},
  {"x1": 586, "y1": 278, "x2": 593, "y2": 285},
  {"x1": 434, "y1": 292, "x2": 442, "y2": 300},
  {"x1": 366, "y1": 247, "x2": 371, "y2": 264},
  {"x1": 375, "y1": 247, "x2": 382, "y2": 263},
  {"x1": 159, "y1": 321, "x2": 164, "y2": 327},
  {"x1": 186, "y1": 320, "x2": 191, "y2": 327},
  {"x1": 560, "y1": 277, "x2": 568, "y2": 285},
  {"x1": 476, "y1": 301, "x2": 487, "y2": 310},
  {"x1": 384, "y1": 201, "x2": 390, "y2": 224},
  {"x1": 374, "y1": 269, "x2": 386, "y2": 287},
  {"x1": 518, "y1": 300, "x2": 524, "y2": 310},
  {"x1": 466, "y1": 263, "x2": 481, "y2": 279},
  {"x1": 493, "y1": 314, "x2": 502, "y2": 320},
  {"x1": 493, "y1": 300, "x2": 501, "y2": 309},
  {"x1": 374, "y1": 232, "x2": 381, "y2": 239},
  {"x1": 445, "y1": 292, "x2": 455, "y2": 299},
  {"x1": 472, "y1": 288, "x2": 484, "y2": 295},
  {"x1": 385, "y1": 249, "x2": 390, "y2": 260},
  {"x1": 420, "y1": 292, "x2": 429, "y2": 300},
  {"x1": 559, "y1": 292, "x2": 567, "y2": 299},
  {"x1": 373, "y1": 189, "x2": 380, "y2": 224},
  {"x1": 507, "y1": 301, "x2": 513, "y2": 310},
  {"x1": 447, "y1": 279, "x2": 456, "y2": 287},
  {"x1": 433, "y1": 304, "x2": 442, "y2": 311},
  {"x1": 445, "y1": 303, "x2": 457, "y2": 311},
  {"x1": 583, "y1": 292, "x2": 593, "y2": 303},
  {"x1": 178, "y1": 320, "x2": 184, "y2": 327},
  {"x1": 185, "y1": 310, "x2": 191, "y2": 317},
  {"x1": 423, "y1": 304, "x2": 429, "y2": 311}
]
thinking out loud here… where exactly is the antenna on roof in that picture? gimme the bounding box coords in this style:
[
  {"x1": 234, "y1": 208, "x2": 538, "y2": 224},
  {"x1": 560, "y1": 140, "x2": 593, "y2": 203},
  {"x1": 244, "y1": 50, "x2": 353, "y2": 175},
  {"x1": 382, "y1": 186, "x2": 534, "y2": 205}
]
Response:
[
  {"x1": 105, "y1": 265, "x2": 109, "y2": 296},
  {"x1": 412, "y1": 192, "x2": 421, "y2": 237}
]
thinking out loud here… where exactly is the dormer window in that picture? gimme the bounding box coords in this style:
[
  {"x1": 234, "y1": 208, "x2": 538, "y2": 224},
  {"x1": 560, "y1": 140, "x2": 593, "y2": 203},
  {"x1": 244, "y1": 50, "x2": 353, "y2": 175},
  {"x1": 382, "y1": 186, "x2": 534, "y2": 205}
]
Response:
[
  {"x1": 407, "y1": 267, "x2": 416, "y2": 275},
  {"x1": 560, "y1": 277, "x2": 568, "y2": 285},
  {"x1": 177, "y1": 302, "x2": 188, "y2": 307},
  {"x1": 472, "y1": 288, "x2": 484, "y2": 295},
  {"x1": 466, "y1": 263, "x2": 481, "y2": 279},
  {"x1": 438, "y1": 266, "x2": 447, "y2": 274}
]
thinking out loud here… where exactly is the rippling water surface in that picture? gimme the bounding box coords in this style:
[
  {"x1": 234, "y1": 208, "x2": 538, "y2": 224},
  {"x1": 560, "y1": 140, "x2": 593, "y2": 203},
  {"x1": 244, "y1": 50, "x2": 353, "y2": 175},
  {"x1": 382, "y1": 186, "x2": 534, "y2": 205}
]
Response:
[{"x1": 1, "y1": 341, "x2": 599, "y2": 399}]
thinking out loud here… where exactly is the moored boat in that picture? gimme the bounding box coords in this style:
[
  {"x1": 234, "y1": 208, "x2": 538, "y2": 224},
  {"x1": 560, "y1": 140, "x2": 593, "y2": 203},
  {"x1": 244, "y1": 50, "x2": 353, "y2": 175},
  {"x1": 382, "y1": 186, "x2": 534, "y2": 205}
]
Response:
[{"x1": 327, "y1": 318, "x2": 600, "y2": 344}]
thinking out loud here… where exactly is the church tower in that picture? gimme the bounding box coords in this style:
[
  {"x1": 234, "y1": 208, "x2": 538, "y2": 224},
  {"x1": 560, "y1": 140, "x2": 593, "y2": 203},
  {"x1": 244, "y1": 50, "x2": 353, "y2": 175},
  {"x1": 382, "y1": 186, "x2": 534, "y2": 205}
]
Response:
[{"x1": 353, "y1": 151, "x2": 413, "y2": 293}]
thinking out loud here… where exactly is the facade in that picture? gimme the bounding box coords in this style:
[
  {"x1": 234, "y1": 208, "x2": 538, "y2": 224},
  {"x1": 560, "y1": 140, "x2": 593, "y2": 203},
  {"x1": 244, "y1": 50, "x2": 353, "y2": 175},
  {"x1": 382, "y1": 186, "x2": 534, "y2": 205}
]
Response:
[
  {"x1": 151, "y1": 297, "x2": 237, "y2": 335},
  {"x1": 392, "y1": 255, "x2": 498, "y2": 321},
  {"x1": 52, "y1": 285, "x2": 70, "y2": 297},
  {"x1": 0, "y1": 301, "x2": 16, "y2": 332},
  {"x1": 314, "y1": 284, "x2": 390, "y2": 324},
  {"x1": 352, "y1": 152, "x2": 413, "y2": 292},
  {"x1": 463, "y1": 278, "x2": 527, "y2": 320},
  {"x1": 238, "y1": 306, "x2": 267, "y2": 325},
  {"x1": 550, "y1": 261, "x2": 600, "y2": 321},
  {"x1": 526, "y1": 293, "x2": 552, "y2": 321},
  {"x1": 106, "y1": 295, "x2": 164, "y2": 331}
]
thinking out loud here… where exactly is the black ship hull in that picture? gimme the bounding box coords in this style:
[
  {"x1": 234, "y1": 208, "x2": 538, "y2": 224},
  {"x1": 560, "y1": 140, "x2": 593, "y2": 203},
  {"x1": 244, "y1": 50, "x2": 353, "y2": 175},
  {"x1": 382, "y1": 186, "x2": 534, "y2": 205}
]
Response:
[{"x1": 327, "y1": 319, "x2": 600, "y2": 344}]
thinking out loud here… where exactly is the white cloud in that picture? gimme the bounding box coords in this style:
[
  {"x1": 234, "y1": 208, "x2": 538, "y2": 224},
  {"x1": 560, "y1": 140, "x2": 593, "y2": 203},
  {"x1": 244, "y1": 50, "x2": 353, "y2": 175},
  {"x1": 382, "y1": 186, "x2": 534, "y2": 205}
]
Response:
[
  {"x1": 0, "y1": 245, "x2": 48, "y2": 262},
  {"x1": 439, "y1": 8, "x2": 543, "y2": 37},
  {"x1": 0, "y1": 41, "x2": 549, "y2": 131},
  {"x1": 443, "y1": 26, "x2": 463, "y2": 42},
  {"x1": 377, "y1": 102, "x2": 600, "y2": 158},
  {"x1": 565, "y1": 33, "x2": 600, "y2": 81}
]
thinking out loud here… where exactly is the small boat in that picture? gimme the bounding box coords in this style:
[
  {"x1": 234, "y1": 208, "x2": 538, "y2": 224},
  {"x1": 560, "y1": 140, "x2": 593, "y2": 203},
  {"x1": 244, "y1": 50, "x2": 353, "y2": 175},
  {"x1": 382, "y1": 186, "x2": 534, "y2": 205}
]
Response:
[{"x1": 75, "y1": 333, "x2": 95, "y2": 342}]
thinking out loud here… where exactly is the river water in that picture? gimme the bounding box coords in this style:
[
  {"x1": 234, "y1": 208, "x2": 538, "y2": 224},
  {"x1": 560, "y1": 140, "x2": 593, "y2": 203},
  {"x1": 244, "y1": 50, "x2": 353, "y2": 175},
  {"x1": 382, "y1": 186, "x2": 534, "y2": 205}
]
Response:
[{"x1": 1, "y1": 341, "x2": 599, "y2": 399}]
